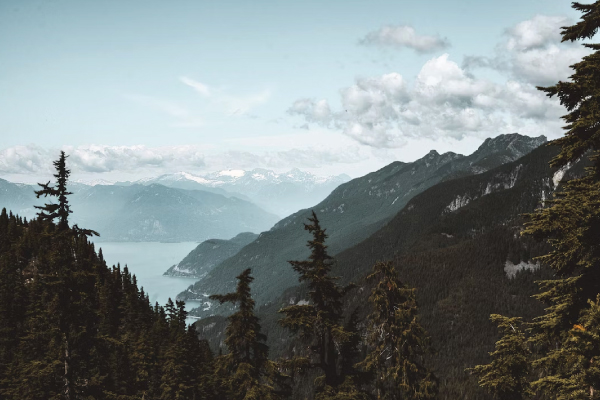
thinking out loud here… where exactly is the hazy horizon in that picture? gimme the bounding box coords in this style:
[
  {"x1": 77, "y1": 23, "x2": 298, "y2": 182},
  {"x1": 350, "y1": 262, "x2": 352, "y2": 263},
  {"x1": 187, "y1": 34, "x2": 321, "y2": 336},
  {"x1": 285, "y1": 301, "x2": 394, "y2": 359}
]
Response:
[{"x1": 1, "y1": 0, "x2": 583, "y2": 183}]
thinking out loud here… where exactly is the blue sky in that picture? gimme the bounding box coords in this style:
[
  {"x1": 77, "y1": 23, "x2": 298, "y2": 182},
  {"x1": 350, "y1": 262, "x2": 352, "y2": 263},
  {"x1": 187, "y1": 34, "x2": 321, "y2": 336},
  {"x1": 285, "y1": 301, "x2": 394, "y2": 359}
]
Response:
[{"x1": 0, "y1": 0, "x2": 587, "y2": 182}]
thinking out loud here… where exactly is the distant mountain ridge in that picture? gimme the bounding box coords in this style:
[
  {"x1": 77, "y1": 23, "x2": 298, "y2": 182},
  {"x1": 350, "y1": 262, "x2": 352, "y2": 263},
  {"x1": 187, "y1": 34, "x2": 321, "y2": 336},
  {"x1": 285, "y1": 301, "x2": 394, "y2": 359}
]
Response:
[
  {"x1": 179, "y1": 133, "x2": 547, "y2": 317},
  {"x1": 118, "y1": 168, "x2": 351, "y2": 217},
  {"x1": 164, "y1": 232, "x2": 259, "y2": 278},
  {"x1": 196, "y1": 140, "x2": 588, "y2": 399},
  {"x1": 0, "y1": 181, "x2": 278, "y2": 242}
]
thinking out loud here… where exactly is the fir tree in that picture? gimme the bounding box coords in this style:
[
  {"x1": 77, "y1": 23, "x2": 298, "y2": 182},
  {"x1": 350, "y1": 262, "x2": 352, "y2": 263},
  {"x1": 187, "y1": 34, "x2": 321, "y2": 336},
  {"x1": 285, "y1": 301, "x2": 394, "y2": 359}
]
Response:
[
  {"x1": 210, "y1": 268, "x2": 285, "y2": 400},
  {"x1": 470, "y1": 315, "x2": 531, "y2": 400},
  {"x1": 34, "y1": 151, "x2": 72, "y2": 230},
  {"x1": 520, "y1": 1, "x2": 600, "y2": 397},
  {"x1": 360, "y1": 261, "x2": 437, "y2": 400},
  {"x1": 279, "y1": 211, "x2": 355, "y2": 393}
]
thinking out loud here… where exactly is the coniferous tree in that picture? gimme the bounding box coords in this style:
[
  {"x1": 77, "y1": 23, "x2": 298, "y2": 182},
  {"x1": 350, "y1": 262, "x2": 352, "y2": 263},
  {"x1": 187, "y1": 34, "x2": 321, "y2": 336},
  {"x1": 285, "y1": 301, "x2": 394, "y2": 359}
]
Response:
[
  {"x1": 519, "y1": 2, "x2": 600, "y2": 397},
  {"x1": 470, "y1": 315, "x2": 531, "y2": 400},
  {"x1": 210, "y1": 269, "x2": 285, "y2": 400},
  {"x1": 34, "y1": 151, "x2": 72, "y2": 230},
  {"x1": 360, "y1": 261, "x2": 437, "y2": 400},
  {"x1": 279, "y1": 211, "x2": 356, "y2": 395}
]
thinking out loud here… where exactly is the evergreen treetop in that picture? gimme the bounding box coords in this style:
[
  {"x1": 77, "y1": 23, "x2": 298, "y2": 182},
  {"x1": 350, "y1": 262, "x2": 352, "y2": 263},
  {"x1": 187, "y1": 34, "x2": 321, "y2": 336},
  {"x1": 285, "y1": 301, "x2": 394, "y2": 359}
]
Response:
[
  {"x1": 470, "y1": 315, "x2": 531, "y2": 400},
  {"x1": 279, "y1": 211, "x2": 355, "y2": 390},
  {"x1": 360, "y1": 261, "x2": 437, "y2": 400},
  {"x1": 35, "y1": 150, "x2": 72, "y2": 230},
  {"x1": 210, "y1": 268, "x2": 286, "y2": 400},
  {"x1": 538, "y1": 1, "x2": 600, "y2": 170}
]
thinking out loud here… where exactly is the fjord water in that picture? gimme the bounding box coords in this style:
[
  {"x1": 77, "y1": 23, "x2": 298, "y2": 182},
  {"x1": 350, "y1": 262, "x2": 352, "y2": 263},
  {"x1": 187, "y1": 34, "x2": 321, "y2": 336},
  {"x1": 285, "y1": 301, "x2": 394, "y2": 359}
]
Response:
[{"x1": 91, "y1": 241, "x2": 202, "y2": 325}]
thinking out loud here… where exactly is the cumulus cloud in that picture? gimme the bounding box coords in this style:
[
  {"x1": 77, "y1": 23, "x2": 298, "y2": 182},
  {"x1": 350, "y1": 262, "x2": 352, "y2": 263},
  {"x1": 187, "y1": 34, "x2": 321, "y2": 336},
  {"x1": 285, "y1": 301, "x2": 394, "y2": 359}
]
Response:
[
  {"x1": 0, "y1": 144, "x2": 206, "y2": 175},
  {"x1": 359, "y1": 25, "x2": 450, "y2": 53},
  {"x1": 463, "y1": 15, "x2": 590, "y2": 87},
  {"x1": 289, "y1": 53, "x2": 565, "y2": 147},
  {"x1": 0, "y1": 145, "x2": 53, "y2": 175},
  {"x1": 0, "y1": 143, "x2": 365, "y2": 182},
  {"x1": 288, "y1": 98, "x2": 333, "y2": 125}
]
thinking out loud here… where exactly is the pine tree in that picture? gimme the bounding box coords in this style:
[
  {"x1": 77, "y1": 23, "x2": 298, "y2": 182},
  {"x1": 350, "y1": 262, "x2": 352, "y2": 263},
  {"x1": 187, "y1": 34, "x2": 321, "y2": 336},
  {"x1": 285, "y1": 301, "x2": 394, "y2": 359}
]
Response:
[
  {"x1": 210, "y1": 269, "x2": 285, "y2": 400},
  {"x1": 34, "y1": 151, "x2": 72, "y2": 230},
  {"x1": 360, "y1": 261, "x2": 437, "y2": 400},
  {"x1": 279, "y1": 211, "x2": 355, "y2": 393},
  {"x1": 520, "y1": 2, "x2": 600, "y2": 397},
  {"x1": 470, "y1": 315, "x2": 530, "y2": 400}
]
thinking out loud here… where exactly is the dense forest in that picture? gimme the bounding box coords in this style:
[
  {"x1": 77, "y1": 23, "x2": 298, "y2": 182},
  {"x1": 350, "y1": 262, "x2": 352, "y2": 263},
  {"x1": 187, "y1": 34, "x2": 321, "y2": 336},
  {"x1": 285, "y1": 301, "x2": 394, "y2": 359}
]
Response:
[{"x1": 3, "y1": 1, "x2": 600, "y2": 399}]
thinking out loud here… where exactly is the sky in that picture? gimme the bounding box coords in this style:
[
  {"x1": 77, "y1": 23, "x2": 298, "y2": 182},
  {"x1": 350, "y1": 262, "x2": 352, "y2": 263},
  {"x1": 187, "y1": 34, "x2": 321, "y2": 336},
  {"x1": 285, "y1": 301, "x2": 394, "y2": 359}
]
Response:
[{"x1": 0, "y1": 0, "x2": 590, "y2": 183}]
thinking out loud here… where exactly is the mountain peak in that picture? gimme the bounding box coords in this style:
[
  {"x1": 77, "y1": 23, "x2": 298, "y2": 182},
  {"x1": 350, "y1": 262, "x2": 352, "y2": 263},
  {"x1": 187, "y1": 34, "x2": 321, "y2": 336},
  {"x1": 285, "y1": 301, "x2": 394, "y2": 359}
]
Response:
[{"x1": 478, "y1": 133, "x2": 546, "y2": 152}]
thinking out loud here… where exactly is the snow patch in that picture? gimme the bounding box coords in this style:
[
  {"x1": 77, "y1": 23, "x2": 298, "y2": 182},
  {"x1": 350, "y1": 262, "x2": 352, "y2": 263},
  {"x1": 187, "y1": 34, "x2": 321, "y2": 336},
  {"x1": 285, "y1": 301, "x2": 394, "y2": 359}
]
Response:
[
  {"x1": 446, "y1": 195, "x2": 470, "y2": 212},
  {"x1": 218, "y1": 169, "x2": 246, "y2": 178},
  {"x1": 552, "y1": 162, "x2": 572, "y2": 189},
  {"x1": 504, "y1": 260, "x2": 540, "y2": 279}
]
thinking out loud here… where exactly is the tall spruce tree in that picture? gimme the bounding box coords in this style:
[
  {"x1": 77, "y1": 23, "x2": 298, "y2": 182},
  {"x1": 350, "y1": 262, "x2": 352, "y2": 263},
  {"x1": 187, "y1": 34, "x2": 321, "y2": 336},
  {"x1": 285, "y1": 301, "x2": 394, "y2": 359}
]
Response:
[
  {"x1": 521, "y1": 1, "x2": 600, "y2": 397},
  {"x1": 491, "y1": 1, "x2": 600, "y2": 398},
  {"x1": 34, "y1": 151, "x2": 72, "y2": 230},
  {"x1": 360, "y1": 261, "x2": 436, "y2": 400},
  {"x1": 279, "y1": 211, "x2": 355, "y2": 394},
  {"x1": 210, "y1": 269, "x2": 285, "y2": 400},
  {"x1": 470, "y1": 315, "x2": 531, "y2": 400}
]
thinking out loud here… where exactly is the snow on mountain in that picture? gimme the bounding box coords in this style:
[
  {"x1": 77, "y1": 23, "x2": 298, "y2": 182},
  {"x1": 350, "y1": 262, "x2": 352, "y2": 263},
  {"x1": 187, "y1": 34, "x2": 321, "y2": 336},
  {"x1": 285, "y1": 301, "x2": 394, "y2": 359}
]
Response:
[
  {"x1": 125, "y1": 169, "x2": 351, "y2": 217},
  {"x1": 73, "y1": 178, "x2": 116, "y2": 186}
]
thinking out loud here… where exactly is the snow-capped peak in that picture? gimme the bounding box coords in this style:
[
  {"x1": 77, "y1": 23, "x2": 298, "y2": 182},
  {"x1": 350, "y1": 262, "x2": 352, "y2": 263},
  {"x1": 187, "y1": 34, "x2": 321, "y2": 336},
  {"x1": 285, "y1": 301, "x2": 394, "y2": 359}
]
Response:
[{"x1": 217, "y1": 169, "x2": 246, "y2": 178}]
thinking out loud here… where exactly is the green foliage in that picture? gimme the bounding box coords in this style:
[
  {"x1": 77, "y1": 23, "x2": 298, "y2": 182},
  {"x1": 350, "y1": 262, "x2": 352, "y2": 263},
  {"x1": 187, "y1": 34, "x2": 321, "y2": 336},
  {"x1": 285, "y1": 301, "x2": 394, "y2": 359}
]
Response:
[
  {"x1": 360, "y1": 261, "x2": 437, "y2": 400},
  {"x1": 0, "y1": 152, "x2": 217, "y2": 399},
  {"x1": 279, "y1": 211, "x2": 356, "y2": 392},
  {"x1": 470, "y1": 315, "x2": 530, "y2": 400},
  {"x1": 517, "y1": 2, "x2": 600, "y2": 398},
  {"x1": 34, "y1": 151, "x2": 72, "y2": 230},
  {"x1": 210, "y1": 269, "x2": 287, "y2": 400}
]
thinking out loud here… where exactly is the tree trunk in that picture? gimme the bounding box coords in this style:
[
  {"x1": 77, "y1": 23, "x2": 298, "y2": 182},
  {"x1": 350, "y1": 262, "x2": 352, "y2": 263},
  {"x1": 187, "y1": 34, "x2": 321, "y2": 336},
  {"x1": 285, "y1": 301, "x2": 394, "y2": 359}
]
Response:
[{"x1": 64, "y1": 334, "x2": 72, "y2": 400}]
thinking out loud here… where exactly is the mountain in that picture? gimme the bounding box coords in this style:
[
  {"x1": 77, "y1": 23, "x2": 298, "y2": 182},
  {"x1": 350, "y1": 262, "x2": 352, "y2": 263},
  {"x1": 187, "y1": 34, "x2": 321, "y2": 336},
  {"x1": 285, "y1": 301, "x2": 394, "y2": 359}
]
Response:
[
  {"x1": 180, "y1": 133, "x2": 547, "y2": 317},
  {"x1": 122, "y1": 168, "x2": 351, "y2": 217},
  {"x1": 164, "y1": 232, "x2": 258, "y2": 278},
  {"x1": 0, "y1": 181, "x2": 278, "y2": 242},
  {"x1": 197, "y1": 142, "x2": 588, "y2": 399}
]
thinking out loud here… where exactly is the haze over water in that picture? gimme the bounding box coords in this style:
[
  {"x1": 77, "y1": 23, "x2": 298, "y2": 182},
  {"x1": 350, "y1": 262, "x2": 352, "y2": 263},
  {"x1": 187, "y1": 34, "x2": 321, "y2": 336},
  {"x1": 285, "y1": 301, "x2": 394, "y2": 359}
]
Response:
[{"x1": 91, "y1": 241, "x2": 202, "y2": 326}]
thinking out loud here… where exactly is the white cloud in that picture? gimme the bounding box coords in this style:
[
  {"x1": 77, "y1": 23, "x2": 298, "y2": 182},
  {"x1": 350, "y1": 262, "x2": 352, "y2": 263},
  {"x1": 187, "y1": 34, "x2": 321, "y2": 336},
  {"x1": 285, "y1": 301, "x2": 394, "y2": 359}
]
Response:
[
  {"x1": 0, "y1": 144, "x2": 53, "y2": 175},
  {"x1": 359, "y1": 25, "x2": 450, "y2": 53},
  {"x1": 179, "y1": 76, "x2": 211, "y2": 96},
  {"x1": 0, "y1": 144, "x2": 207, "y2": 175},
  {"x1": 506, "y1": 15, "x2": 568, "y2": 51},
  {"x1": 179, "y1": 76, "x2": 271, "y2": 116},
  {"x1": 0, "y1": 142, "x2": 367, "y2": 183},
  {"x1": 288, "y1": 98, "x2": 332, "y2": 124},
  {"x1": 463, "y1": 15, "x2": 590, "y2": 87},
  {"x1": 289, "y1": 53, "x2": 565, "y2": 147}
]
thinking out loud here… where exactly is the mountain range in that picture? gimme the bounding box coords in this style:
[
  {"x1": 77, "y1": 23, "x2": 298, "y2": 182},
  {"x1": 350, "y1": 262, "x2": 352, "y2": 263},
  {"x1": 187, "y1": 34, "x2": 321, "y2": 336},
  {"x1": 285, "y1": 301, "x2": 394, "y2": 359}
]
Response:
[
  {"x1": 117, "y1": 168, "x2": 351, "y2": 217},
  {"x1": 0, "y1": 182, "x2": 278, "y2": 242},
  {"x1": 177, "y1": 133, "x2": 548, "y2": 317},
  {"x1": 193, "y1": 138, "x2": 588, "y2": 398}
]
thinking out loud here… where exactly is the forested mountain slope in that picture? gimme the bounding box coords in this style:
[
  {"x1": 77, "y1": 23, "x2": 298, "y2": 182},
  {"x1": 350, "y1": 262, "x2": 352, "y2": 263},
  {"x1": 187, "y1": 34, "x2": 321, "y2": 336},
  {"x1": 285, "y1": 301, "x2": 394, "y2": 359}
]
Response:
[
  {"x1": 198, "y1": 143, "x2": 588, "y2": 399},
  {"x1": 179, "y1": 133, "x2": 546, "y2": 316},
  {"x1": 164, "y1": 232, "x2": 259, "y2": 278}
]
